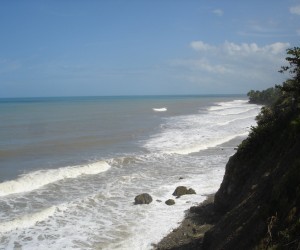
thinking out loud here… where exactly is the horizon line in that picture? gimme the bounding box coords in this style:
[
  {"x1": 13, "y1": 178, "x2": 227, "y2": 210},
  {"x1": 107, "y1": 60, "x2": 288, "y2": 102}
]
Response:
[{"x1": 0, "y1": 93, "x2": 247, "y2": 100}]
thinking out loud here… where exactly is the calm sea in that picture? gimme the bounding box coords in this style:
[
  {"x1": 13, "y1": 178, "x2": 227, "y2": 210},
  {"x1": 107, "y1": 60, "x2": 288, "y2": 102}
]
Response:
[{"x1": 0, "y1": 95, "x2": 261, "y2": 249}]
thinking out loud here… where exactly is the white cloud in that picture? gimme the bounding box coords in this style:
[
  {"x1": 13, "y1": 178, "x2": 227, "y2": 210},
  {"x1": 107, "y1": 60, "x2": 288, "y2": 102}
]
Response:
[
  {"x1": 265, "y1": 42, "x2": 290, "y2": 54},
  {"x1": 190, "y1": 41, "x2": 215, "y2": 51},
  {"x1": 223, "y1": 41, "x2": 289, "y2": 56},
  {"x1": 170, "y1": 41, "x2": 290, "y2": 92},
  {"x1": 212, "y1": 9, "x2": 223, "y2": 16},
  {"x1": 190, "y1": 40, "x2": 289, "y2": 56},
  {"x1": 223, "y1": 41, "x2": 259, "y2": 55},
  {"x1": 172, "y1": 58, "x2": 230, "y2": 74},
  {"x1": 290, "y1": 5, "x2": 300, "y2": 15}
]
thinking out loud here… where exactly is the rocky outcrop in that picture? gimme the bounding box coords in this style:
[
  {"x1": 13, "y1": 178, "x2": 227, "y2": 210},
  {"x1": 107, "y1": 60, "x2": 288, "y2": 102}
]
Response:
[
  {"x1": 134, "y1": 193, "x2": 153, "y2": 205},
  {"x1": 173, "y1": 186, "x2": 196, "y2": 197}
]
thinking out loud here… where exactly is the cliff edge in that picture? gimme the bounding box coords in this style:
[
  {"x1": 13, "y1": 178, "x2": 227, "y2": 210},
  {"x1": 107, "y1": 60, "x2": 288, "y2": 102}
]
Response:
[
  {"x1": 202, "y1": 47, "x2": 300, "y2": 250},
  {"x1": 203, "y1": 112, "x2": 300, "y2": 249}
]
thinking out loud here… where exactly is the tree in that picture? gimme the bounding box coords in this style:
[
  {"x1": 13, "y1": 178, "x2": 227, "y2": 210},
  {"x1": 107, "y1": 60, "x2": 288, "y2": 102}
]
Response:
[
  {"x1": 247, "y1": 87, "x2": 280, "y2": 105},
  {"x1": 277, "y1": 47, "x2": 300, "y2": 105}
]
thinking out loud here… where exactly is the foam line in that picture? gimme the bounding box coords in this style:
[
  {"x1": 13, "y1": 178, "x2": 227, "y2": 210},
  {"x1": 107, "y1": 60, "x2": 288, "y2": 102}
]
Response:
[
  {"x1": 0, "y1": 161, "x2": 111, "y2": 197},
  {"x1": 0, "y1": 206, "x2": 56, "y2": 233},
  {"x1": 164, "y1": 133, "x2": 248, "y2": 155}
]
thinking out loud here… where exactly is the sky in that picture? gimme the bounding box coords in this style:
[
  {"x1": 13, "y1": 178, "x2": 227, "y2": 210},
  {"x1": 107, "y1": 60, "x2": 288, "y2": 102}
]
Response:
[{"x1": 0, "y1": 0, "x2": 300, "y2": 97}]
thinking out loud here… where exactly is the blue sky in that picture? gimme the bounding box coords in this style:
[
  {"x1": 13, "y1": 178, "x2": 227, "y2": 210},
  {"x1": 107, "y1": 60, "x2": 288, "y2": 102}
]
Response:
[{"x1": 0, "y1": 0, "x2": 299, "y2": 97}]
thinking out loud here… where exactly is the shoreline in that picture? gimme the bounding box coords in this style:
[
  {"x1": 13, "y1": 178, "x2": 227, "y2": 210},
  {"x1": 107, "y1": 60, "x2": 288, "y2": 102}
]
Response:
[
  {"x1": 153, "y1": 194, "x2": 217, "y2": 250},
  {"x1": 152, "y1": 135, "x2": 246, "y2": 249}
]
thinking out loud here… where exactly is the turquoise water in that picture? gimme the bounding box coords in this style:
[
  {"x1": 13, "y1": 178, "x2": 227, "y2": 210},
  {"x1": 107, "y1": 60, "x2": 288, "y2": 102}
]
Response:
[{"x1": 0, "y1": 95, "x2": 260, "y2": 249}]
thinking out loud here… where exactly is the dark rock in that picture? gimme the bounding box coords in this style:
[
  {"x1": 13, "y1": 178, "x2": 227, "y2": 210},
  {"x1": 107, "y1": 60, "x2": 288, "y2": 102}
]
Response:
[
  {"x1": 173, "y1": 186, "x2": 188, "y2": 197},
  {"x1": 187, "y1": 188, "x2": 196, "y2": 194},
  {"x1": 165, "y1": 199, "x2": 175, "y2": 205},
  {"x1": 173, "y1": 186, "x2": 196, "y2": 197},
  {"x1": 134, "y1": 193, "x2": 152, "y2": 205}
]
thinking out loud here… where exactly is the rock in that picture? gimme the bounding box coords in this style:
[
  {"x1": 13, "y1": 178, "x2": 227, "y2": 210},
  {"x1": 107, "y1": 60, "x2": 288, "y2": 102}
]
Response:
[
  {"x1": 165, "y1": 199, "x2": 175, "y2": 205},
  {"x1": 187, "y1": 188, "x2": 196, "y2": 194},
  {"x1": 173, "y1": 186, "x2": 188, "y2": 197},
  {"x1": 134, "y1": 193, "x2": 153, "y2": 205},
  {"x1": 173, "y1": 186, "x2": 196, "y2": 197}
]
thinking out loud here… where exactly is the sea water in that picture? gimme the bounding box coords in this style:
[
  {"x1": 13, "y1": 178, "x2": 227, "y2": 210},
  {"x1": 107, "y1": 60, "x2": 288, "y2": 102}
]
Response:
[{"x1": 0, "y1": 95, "x2": 261, "y2": 249}]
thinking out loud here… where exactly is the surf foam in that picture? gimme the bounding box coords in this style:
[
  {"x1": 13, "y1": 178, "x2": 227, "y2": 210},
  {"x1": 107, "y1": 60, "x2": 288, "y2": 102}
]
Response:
[
  {"x1": 144, "y1": 100, "x2": 260, "y2": 155},
  {"x1": 0, "y1": 206, "x2": 56, "y2": 233},
  {"x1": 0, "y1": 161, "x2": 111, "y2": 197},
  {"x1": 153, "y1": 107, "x2": 167, "y2": 112}
]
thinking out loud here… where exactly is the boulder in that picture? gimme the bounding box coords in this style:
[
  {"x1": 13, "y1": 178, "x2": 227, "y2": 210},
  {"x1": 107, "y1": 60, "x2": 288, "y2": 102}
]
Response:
[
  {"x1": 173, "y1": 186, "x2": 188, "y2": 197},
  {"x1": 187, "y1": 188, "x2": 196, "y2": 194},
  {"x1": 165, "y1": 199, "x2": 175, "y2": 206},
  {"x1": 173, "y1": 186, "x2": 196, "y2": 197},
  {"x1": 134, "y1": 193, "x2": 153, "y2": 205}
]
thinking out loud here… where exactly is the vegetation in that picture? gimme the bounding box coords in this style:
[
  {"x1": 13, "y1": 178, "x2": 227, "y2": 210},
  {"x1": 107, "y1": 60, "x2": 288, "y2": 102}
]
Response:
[
  {"x1": 201, "y1": 47, "x2": 300, "y2": 250},
  {"x1": 247, "y1": 87, "x2": 281, "y2": 105},
  {"x1": 248, "y1": 47, "x2": 300, "y2": 104},
  {"x1": 241, "y1": 47, "x2": 300, "y2": 151}
]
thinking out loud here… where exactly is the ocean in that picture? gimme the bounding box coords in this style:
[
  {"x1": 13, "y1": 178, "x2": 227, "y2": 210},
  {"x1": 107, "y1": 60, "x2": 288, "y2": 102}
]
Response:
[{"x1": 0, "y1": 95, "x2": 261, "y2": 249}]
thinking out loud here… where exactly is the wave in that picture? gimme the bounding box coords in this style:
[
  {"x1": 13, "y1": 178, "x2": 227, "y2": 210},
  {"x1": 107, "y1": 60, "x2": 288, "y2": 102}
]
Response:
[
  {"x1": 217, "y1": 115, "x2": 258, "y2": 126},
  {"x1": 0, "y1": 161, "x2": 111, "y2": 197},
  {"x1": 153, "y1": 107, "x2": 167, "y2": 112},
  {"x1": 0, "y1": 206, "x2": 56, "y2": 233},
  {"x1": 144, "y1": 99, "x2": 260, "y2": 155},
  {"x1": 163, "y1": 132, "x2": 248, "y2": 155},
  {"x1": 211, "y1": 107, "x2": 259, "y2": 116}
]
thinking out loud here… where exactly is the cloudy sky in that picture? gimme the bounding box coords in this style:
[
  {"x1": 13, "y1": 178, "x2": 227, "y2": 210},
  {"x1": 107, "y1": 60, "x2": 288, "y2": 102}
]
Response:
[{"x1": 0, "y1": 0, "x2": 299, "y2": 97}]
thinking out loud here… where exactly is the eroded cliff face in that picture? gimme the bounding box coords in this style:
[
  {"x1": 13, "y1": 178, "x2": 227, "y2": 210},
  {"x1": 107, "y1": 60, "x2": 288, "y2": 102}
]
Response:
[{"x1": 202, "y1": 116, "x2": 300, "y2": 249}]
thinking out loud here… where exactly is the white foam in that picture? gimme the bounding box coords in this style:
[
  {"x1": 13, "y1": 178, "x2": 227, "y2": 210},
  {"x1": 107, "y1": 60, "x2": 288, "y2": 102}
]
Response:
[
  {"x1": 0, "y1": 161, "x2": 111, "y2": 197},
  {"x1": 0, "y1": 206, "x2": 56, "y2": 233},
  {"x1": 163, "y1": 132, "x2": 248, "y2": 155},
  {"x1": 108, "y1": 160, "x2": 226, "y2": 250},
  {"x1": 208, "y1": 99, "x2": 251, "y2": 111},
  {"x1": 144, "y1": 100, "x2": 260, "y2": 155},
  {"x1": 153, "y1": 107, "x2": 167, "y2": 112}
]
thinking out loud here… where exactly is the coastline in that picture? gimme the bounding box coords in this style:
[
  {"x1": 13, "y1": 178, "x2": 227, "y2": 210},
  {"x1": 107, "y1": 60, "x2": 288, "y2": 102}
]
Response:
[
  {"x1": 153, "y1": 194, "x2": 216, "y2": 250},
  {"x1": 153, "y1": 136, "x2": 245, "y2": 250}
]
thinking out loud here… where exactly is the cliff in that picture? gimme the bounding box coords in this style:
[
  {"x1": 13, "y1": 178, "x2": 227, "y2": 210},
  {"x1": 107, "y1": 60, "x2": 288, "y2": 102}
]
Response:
[
  {"x1": 203, "y1": 111, "x2": 300, "y2": 249},
  {"x1": 202, "y1": 47, "x2": 300, "y2": 249}
]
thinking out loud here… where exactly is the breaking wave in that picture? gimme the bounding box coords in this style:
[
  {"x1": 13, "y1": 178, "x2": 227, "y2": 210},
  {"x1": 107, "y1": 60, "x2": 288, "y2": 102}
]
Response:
[
  {"x1": 153, "y1": 107, "x2": 167, "y2": 112},
  {"x1": 0, "y1": 161, "x2": 111, "y2": 197}
]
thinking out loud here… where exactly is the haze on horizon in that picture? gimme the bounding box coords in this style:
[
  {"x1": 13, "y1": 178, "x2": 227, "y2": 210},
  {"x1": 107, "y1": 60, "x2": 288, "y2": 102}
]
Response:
[{"x1": 0, "y1": 1, "x2": 299, "y2": 98}]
